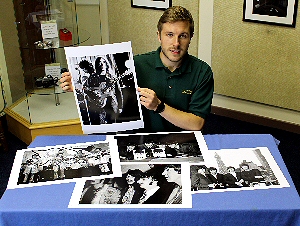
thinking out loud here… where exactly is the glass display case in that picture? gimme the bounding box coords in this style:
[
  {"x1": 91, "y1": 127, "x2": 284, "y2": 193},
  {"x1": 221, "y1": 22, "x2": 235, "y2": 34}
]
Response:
[
  {"x1": 5, "y1": 0, "x2": 93, "y2": 144},
  {"x1": 14, "y1": 0, "x2": 90, "y2": 93}
]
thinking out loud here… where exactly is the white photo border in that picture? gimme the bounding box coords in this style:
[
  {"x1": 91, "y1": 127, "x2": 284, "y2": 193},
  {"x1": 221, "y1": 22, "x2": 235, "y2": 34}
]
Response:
[
  {"x1": 69, "y1": 162, "x2": 192, "y2": 208},
  {"x1": 113, "y1": 131, "x2": 208, "y2": 163},
  {"x1": 64, "y1": 41, "x2": 144, "y2": 134},
  {"x1": 131, "y1": 0, "x2": 172, "y2": 10},
  {"x1": 7, "y1": 137, "x2": 121, "y2": 189},
  {"x1": 191, "y1": 147, "x2": 290, "y2": 194},
  {"x1": 243, "y1": 0, "x2": 298, "y2": 27}
]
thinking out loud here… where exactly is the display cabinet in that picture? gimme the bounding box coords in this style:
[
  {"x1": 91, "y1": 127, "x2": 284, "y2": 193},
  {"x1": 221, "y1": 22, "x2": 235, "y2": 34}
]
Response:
[{"x1": 5, "y1": 0, "x2": 92, "y2": 144}]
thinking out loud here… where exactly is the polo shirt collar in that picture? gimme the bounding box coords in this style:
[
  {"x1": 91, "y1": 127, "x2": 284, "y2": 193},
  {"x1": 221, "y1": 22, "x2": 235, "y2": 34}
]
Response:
[{"x1": 155, "y1": 47, "x2": 191, "y2": 76}]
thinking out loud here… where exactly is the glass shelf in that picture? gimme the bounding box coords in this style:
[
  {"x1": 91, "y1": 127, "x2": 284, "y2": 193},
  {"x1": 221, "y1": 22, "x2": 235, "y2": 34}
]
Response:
[{"x1": 14, "y1": 0, "x2": 91, "y2": 94}]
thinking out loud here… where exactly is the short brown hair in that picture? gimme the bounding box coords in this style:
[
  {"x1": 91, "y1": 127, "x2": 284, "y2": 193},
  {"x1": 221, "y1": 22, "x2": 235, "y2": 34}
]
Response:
[{"x1": 157, "y1": 6, "x2": 194, "y2": 37}]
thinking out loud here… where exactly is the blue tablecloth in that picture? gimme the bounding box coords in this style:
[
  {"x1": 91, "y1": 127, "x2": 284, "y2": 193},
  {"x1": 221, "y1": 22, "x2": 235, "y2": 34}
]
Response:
[{"x1": 0, "y1": 134, "x2": 299, "y2": 226}]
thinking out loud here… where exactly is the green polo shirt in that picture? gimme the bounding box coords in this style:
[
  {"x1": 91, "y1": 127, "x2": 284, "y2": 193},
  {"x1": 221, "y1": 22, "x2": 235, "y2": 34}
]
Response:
[{"x1": 134, "y1": 47, "x2": 214, "y2": 132}]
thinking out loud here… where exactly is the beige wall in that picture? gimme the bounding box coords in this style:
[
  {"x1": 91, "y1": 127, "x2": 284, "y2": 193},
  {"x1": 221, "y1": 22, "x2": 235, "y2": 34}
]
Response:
[
  {"x1": 107, "y1": 0, "x2": 199, "y2": 56},
  {"x1": 212, "y1": 1, "x2": 300, "y2": 112},
  {"x1": 198, "y1": 0, "x2": 300, "y2": 126},
  {"x1": 0, "y1": 0, "x2": 25, "y2": 104},
  {"x1": 0, "y1": 31, "x2": 13, "y2": 110}
]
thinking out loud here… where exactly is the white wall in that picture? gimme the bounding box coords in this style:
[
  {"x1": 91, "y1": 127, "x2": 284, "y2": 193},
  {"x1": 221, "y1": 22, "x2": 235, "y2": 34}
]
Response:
[{"x1": 198, "y1": 0, "x2": 300, "y2": 126}]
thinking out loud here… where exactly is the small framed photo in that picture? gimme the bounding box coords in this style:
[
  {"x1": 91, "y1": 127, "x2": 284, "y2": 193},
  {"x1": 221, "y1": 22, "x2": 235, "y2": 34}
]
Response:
[
  {"x1": 131, "y1": 0, "x2": 172, "y2": 10},
  {"x1": 243, "y1": 0, "x2": 298, "y2": 27}
]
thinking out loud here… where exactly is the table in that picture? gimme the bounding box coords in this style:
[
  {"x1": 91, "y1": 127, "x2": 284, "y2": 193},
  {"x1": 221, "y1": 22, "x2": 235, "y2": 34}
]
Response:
[{"x1": 0, "y1": 134, "x2": 299, "y2": 226}]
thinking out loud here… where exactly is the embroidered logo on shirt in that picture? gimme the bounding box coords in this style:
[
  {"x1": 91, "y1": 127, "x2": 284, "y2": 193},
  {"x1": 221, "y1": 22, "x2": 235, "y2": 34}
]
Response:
[{"x1": 182, "y1": 90, "x2": 192, "y2": 94}]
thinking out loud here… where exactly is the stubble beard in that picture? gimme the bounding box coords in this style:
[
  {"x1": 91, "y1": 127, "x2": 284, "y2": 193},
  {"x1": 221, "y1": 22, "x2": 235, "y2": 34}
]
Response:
[{"x1": 161, "y1": 47, "x2": 184, "y2": 63}]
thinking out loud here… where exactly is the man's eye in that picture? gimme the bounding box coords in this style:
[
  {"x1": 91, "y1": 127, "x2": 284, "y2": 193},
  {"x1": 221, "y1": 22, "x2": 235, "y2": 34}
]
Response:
[
  {"x1": 180, "y1": 34, "x2": 188, "y2": 39},
  {"x1": 167, "y1": 33, "x2": 173, "y2": 37}
]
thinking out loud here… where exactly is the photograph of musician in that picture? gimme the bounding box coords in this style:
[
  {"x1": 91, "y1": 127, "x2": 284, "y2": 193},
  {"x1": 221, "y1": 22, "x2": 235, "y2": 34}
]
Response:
[
  {"x1": 223, "y1": 166, "x2": 243, "y2": 188},
  {"x1": 52, "y1": 149, "x2": 67, "y2": 180},
  {"x1": 78, "y1": 56, "x2": 122, "y2": 125},
  {"x1": 21, "y1": 153, "x2": 42, "y2": 183},
  {"x1": 136, "y1": 165, "x2": 176, "y2": 204},
  {"x1": 239, "y1": 163, "x2": 264, "y2": 187},
  {"x1": 162, "y1": 164, "x2": 182, "y2": 204},
  {"x1": 206, "y1": 167, "x2": 224, "y2": 189},
  {"x1": 137, "y1": 169, "x2": 167, "y2": 204},
  {"x1": 79, "y1": 178, "x2": 122, "y2": 204},
  {"x1": 74, "y1": 52, "x2": 140, "y2": 126},
  {"x1": 190, "y1": 165, "x2": 210, "y2": 191},
  {"x1": 117, "y1": 169, "x2": 144, "y2": 204}
]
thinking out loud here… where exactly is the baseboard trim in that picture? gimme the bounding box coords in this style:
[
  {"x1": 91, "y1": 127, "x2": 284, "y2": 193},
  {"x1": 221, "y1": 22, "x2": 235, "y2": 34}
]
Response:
[{"x1": 211, "y1": 106, "x2": 300, "y2": 135}]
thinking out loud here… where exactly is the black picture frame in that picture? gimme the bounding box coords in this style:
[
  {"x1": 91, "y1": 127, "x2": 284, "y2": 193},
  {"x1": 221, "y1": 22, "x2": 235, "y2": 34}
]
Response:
[
  {"x1": 131, "y1": 0, "x2": 172, "y2": 10},
  {"x1": 243, "y1": 0, "x2": 298, "y2": 27}
]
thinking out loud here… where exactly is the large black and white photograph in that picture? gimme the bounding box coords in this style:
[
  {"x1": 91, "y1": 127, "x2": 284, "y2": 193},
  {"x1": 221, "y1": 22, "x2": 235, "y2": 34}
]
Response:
[
  {"x1": 64, "y1": 42, "x2": 144, "y2": 134},
  {"x1": 114, "y1": 131, "x2": 208, "y2": 163},
  {"x1": 7, "y1": 139, "x2": 121, "y2": 189},
  {"x1": 131, "y1": 0, "x2": 172, "y2": 10},
  {"x1": 190, "y1": 147, "x2": 290, "y2": 193},
  {"x1": 243, "y1": 0, "x2": 298, "y2": 27},
  {"x1": 69, "y1": 163, "x2": 192, "y2": 208}
]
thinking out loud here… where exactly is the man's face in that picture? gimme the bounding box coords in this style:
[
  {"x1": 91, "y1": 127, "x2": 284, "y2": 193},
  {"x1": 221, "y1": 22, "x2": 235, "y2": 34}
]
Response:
[
  {"x1": 137, "y1": 177, "x2": 153, "y2": 189},
  {"x1": 126, "y1": 174, "x2": 135, "y2": 185},
  {"x1": 198, "y1": 168, "x2": 205, "y2": 174},
  {"x1": 158, "y1": 21, "x2": 192, "y2": 67},
  {"x1": 162, "y1": 167, "x2": 180, "y2": 182},
  {"x1": 210, "y1": 169, "x2": 217, "y2": 175},
  {"x1": 241, "y1": 165, "x2": 249, "y2": 171},
  {"x1": 228, "y1": 168, "x2": 235, "y2": 173},
  {"x1": 145, "y1": 142, "x2": 153, "y2": 148},
  {"x1": 127, "y1": 145, "x2": 135, "y2": 151}
]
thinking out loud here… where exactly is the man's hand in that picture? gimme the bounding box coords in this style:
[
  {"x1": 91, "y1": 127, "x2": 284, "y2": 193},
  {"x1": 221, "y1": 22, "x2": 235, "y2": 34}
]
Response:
[
  {"x1": 60, "y1": 72, "x2": 74, "y2": 92},
  {"x1": 137, "y1": 87, "x2": 160, "y2": 111},
  {"x1": 137, "y1": 87, "x2": 205, "y2": 130}
]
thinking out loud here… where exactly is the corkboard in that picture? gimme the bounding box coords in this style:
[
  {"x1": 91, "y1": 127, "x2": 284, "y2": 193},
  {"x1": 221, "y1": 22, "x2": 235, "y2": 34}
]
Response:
[{"x1": 212, "y1": 1, "x2": 300, "y2": 112}]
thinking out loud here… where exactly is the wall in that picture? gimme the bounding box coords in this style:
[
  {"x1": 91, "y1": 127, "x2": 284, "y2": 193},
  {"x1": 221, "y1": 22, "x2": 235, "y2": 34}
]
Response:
[
  {"x1": 0, "y1": 31, "x2": 13, "y2": 112},
  {"x1": 199, "y1": 0, "x2": 300, "y2": 127},
  {"x1": 75, "y1": 0, "x2": 109, "y2": 46},
  {"x1": 212, "y1": 1, "x2": 300, "y2": 112},
  {"x1": 0, "y1": 0, "x2": 25, "y2": 104},
  {"x1": 107, "y1": 0, "x2": 199, "y2": 56}
]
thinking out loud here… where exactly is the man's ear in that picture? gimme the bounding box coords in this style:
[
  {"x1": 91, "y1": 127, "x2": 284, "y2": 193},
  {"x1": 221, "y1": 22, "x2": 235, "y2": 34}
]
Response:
[{"x1": 157, "y1": 31, "x2": 161, "y2": 43}]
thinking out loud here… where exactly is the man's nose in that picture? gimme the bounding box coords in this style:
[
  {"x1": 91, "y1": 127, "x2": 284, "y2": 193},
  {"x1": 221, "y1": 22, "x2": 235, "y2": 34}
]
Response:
[{"x1": 173, "y1": 36, "x2": 180, "y2": 47}]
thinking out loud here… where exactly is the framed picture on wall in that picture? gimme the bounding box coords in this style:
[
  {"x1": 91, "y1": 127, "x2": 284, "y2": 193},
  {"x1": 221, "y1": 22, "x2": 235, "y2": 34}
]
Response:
[
  {"x1": 131, "y1": 0, "x2": 172, "y2": 10},
  {"x1": 243, "y1": 0, "x2": 298, "y2": 27}
]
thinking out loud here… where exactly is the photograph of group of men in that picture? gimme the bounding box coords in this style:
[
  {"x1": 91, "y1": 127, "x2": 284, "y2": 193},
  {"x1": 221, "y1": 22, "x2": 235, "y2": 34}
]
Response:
[
  {"x1": 114, "y1": 132, "x2": 206, "y2": 163},
  {"x1": 16, "y1": 142, "x2": 113, "y2": 185},
  {"x1": 76, "y1": 163, "x2": 188, "y2": 206},
  {"x1": 190, "y1": 163, "x2": 267, "y2": 191},
  {"x1": 190, "y1": 147, "x2": 288, "y2": 192}
]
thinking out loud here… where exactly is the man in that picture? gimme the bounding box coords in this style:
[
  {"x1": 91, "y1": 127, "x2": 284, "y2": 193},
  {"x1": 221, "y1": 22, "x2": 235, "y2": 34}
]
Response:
[
  {"x1": 60, "y1": 6, "x2": 214, "y2": 132},
  {"x1": 223, "y1": 166, "x2": 243, "y2": 188},
  {"x1": 191, "y1": 165, "x2": 210, "y2": 190},
  {"x1": 118, "y1": 169, "x2": 144, "y2": 204},
  {"x1": 239, "y1": 163, "x2": 264, "y2": 187},
  {"x1": 137, "y1": 169, "x2": 167, "y2": 204},
  {"x1": 52, "y1": 149, "x2": 67, "y2": 180},
  {"x1": 22, "y1": 153, "x2": 42, "y2": 183},
  {"x1": 162, "y1": 164, "x2": 182, "y2": 204},
  {"x1": 80, "y1": 178, "x2": 121, "y2": 204},
  {"x1": 206, "y1": 167, "x2": 224, "y2": 189}
]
